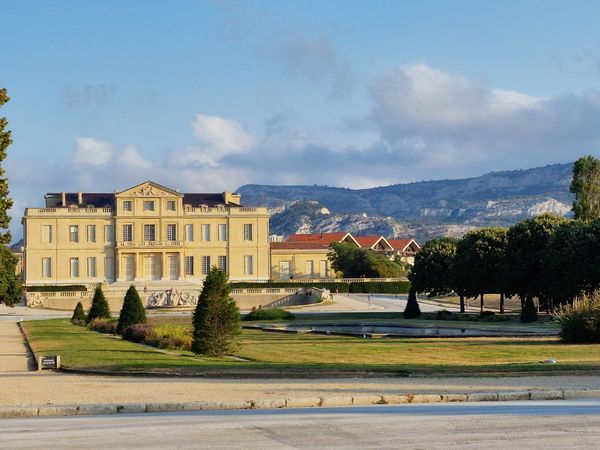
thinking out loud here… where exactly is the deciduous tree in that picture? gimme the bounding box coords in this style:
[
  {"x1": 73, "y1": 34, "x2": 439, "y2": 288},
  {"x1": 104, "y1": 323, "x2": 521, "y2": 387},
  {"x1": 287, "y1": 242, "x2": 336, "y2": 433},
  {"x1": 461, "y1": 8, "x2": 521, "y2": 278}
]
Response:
[{"x1": 571, "y1": 155, "x2": 600, "y2": 221}]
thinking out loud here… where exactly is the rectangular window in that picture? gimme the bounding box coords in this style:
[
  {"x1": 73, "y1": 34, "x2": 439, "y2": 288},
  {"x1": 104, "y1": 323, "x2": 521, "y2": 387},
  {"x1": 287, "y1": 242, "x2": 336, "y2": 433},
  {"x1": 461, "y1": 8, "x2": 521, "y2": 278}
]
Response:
[
  {"x1": 144, "y1": 201, "x2": 155, "y2": 211},
  {"x1": 306, "y1": 260, "x2": 314, "y2": 278},
  {"x1": 144, "y1": 224, "x2": 156, "y2": 242},
  {"x1": 87, "y1": 225, "x2": 96, "y2": 243},
  {"x1": 104, "y1": 256, "x2": 114, "y2": 280},
  {"x1": 319, "y1": 260, "x2": 328, "y2": 278},
  {"x1": 185, "y1": 256, "x2": 194, "y2": 276},
  {"x1": 201, "y1": 224, "x2": 210, "y2": 241},
  {"x1": 122, "y1": 200, "x2": 133, "y2": 212},
  {"x1": 167, "y1": 224, "x2": 177, "y2": 241},
  {"x1": 42, "y1": 258, "x2": 52, "y2": 278},
  {"x1": 42, "y1": 225, "x2": 52, "y2": 243},
  {"x1": 202, "y1": 256, "x2": 211, "y2": 275},
  {"x1": 104, "y1": 225, "x2": 114, "y2": 243},
  {"x1": 243, "y1": 224, "x2": 253, "y2": 241},
  {"x1": 218, "y1": 255, "x2": 227, "y2": 272},
  {"x1": 87, "y1": 257, "x2": 97, "y2": 277},
  {"x1": 70, "y1": 257, "x2": 79, "y2": 278},
  {"x1": 218, "y1": 224, "x2": 227, "y2": 241},
  {"x1": 185, "y1": 224, "x2": 194, "y2": 242},
  {"x1": 166, "y1": 200, "x2": 176, "y2": 211},
  {"x1": 244, "y1": 255, "x2": 253, "y2": 275},
  {"x1": 69, "y1": 225, "x2": 79, "y2": 243},
  {"x1": 123, "y1": 224, "x2": 133, "y2": 242}
]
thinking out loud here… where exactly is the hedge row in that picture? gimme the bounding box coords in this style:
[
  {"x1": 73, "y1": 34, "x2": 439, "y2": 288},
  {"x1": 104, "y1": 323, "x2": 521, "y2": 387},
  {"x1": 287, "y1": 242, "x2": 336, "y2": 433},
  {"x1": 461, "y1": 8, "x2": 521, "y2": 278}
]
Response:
[
  {"x1": 231, "y1": 281, "x2": 411, "y2": 294},
  {"x1": 26, "y1": 285, "x2": 87, "y2": 292}
]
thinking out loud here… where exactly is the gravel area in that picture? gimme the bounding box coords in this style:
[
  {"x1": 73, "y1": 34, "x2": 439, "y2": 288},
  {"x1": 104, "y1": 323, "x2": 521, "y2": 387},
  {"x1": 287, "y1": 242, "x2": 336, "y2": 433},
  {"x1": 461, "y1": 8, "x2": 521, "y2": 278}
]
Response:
[{"x1": 2, "y1": 373, "x2": 600, "y2": 407}]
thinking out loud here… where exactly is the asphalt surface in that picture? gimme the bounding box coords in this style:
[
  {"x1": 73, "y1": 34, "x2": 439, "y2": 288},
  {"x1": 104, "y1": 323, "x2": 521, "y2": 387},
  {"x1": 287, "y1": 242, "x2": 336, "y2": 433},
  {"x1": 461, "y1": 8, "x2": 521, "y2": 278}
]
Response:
[{"x1": 2, "y1": 400, "x2": 600, "y2": 449}]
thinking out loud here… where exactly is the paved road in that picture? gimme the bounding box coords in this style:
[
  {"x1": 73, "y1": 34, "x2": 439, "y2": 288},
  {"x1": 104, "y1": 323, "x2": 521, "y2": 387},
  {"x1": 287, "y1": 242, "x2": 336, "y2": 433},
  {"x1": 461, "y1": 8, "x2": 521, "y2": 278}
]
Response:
[{"x1": 2, "y1": 400, "x2": 600, "y2": 449}]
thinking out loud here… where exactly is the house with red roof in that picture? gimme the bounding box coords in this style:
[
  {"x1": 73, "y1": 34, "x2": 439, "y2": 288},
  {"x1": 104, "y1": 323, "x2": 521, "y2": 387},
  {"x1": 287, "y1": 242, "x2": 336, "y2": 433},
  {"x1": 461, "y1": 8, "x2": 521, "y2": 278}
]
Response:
[{"x1": 270, "y1": 231, "x2": 419, "y2": 280}]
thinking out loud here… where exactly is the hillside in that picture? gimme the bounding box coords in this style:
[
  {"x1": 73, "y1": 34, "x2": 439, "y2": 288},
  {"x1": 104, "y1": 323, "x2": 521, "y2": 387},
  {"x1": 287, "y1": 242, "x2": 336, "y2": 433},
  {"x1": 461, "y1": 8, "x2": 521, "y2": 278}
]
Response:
[{"x1": 240, "y1": 162, "x2": 575, "y2": 240}]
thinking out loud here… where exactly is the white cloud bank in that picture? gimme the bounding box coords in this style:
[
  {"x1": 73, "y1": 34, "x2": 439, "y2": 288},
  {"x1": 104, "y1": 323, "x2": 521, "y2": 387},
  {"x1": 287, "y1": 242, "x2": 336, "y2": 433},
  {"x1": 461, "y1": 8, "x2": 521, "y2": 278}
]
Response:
[{"x1": 73, "y1": 137, "x2": 114, "y2": 166}]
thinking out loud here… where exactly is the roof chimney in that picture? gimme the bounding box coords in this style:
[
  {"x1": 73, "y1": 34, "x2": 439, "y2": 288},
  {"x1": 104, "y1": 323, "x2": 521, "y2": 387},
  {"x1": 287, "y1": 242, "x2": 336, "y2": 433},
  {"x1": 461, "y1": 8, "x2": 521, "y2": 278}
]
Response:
[
  {"x1": 223, "y1": 192, "x2": 241, "y2": 206},
  {"x1": 77, "y1": 192, "x2": 83, "y2": 204},
  {"x1": 61, "y1": 192, "x2": 66, "y2": 207}
]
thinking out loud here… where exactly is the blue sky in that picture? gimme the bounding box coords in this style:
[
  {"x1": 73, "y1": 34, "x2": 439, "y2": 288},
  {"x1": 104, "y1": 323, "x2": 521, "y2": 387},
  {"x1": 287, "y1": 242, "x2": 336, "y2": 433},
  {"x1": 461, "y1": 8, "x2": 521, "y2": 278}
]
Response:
[{"x1": 2, "y1": 0, "x2": 600, "y2": 239}]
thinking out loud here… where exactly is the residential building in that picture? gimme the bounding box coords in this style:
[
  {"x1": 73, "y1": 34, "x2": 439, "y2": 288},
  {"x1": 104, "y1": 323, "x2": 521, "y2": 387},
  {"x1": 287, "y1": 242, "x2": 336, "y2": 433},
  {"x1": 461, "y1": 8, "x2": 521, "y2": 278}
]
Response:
[{"x1": 21, "y1": 181, "x2": 270, "y2": 285}]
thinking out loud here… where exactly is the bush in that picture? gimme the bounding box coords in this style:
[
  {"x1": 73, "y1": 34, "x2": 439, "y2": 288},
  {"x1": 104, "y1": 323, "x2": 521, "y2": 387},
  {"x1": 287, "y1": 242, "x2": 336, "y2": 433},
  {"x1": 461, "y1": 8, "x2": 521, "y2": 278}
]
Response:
[
  {"x1": 555, "y1": 293, "x2": 600, "y2": 343},
  {"x1": 122, "y1": 323, "x2": 154, "y2": 343},
  {"x1": 86, "y1": 286, "x2": 111, "y2": 323},
  {"x1": 88, "y1": 317, "x2": 118, "y2": 334},
  {"x1": 71, "y1": 301, "x2": 86, "y2": 325},
  {"x1": 349, "y1": 281, "x2": 411, "y2": 294},
  {"x1": 403, "y1": 288, "x2": 421, "y2": 319},
  {"x1": 143, "y1": 324, "x2": 192, "y2": 351},
  {"x1": 243, "y1": 307, "x2": 295, "y2": 321},
  {"x1": 117, "y1": 285, "x2": 146, "y2": 334},
  {"x1": 435, "y1": 309, "x2": 453, "y2": 320},
  {"x1": 521, "y1": 296, "x2": 538, "y2": 323},
  {"x1": 480, "y1": 310, "x2": 495, "y2": 319}
]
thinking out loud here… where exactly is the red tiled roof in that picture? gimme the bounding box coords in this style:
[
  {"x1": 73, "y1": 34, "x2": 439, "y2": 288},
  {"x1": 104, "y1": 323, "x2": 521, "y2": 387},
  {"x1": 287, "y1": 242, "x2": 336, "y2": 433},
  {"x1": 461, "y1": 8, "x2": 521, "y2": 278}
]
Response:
[
  {"x1": 388, "y1": 239, "x2": 415, "y2": 251},
  {"x1": 285, "y1": 232, "x2": 349, "y2": 245},
  {"x1": 270, "y1": 242, "x2": 330, "y2": 250},
  {"x1": 354, "y1": 235, "x2": 383, "y2": 248}
]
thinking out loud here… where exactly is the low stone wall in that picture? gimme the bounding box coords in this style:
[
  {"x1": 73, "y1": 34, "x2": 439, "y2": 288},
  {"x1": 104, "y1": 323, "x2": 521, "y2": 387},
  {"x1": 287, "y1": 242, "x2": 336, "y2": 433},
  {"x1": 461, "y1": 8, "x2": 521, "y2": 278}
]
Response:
[{"x1": 25, "y1": 288, "x2": 321, "y2": 311}]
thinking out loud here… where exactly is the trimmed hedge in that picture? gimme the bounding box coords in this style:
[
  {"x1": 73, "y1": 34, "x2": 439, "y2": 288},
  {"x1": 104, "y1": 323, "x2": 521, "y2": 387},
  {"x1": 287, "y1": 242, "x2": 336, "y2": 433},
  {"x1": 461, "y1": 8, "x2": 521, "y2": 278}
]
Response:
[
  {"x1": 243, "y1": 307, "x2": 295, "y2": 321},
  {"x1": 231, "y1": 281, "x2": 411, "y2": 294},
  {"x1": 26, "y1": 285, "x2": 87, "y2": 292}
]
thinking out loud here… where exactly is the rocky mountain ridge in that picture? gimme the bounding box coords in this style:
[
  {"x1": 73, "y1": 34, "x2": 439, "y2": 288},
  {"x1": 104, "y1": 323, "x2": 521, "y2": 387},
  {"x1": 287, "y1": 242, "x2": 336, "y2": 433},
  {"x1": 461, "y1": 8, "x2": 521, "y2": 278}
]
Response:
[{"x1": 240, "y1": 162, "x2": 575, "y2": 241}]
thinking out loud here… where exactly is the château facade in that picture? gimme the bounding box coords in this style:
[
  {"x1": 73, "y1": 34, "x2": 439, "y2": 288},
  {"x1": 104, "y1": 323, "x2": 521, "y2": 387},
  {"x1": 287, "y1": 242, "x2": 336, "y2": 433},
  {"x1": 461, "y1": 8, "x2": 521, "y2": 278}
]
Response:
[{"x1": 21, "y1": 181, "x2": 270, "y2": 285}]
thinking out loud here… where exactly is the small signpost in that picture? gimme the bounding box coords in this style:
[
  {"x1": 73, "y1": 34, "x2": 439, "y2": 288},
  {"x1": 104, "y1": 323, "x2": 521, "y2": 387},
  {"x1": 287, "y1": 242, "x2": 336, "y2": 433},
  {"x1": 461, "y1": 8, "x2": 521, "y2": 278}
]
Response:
[{"x1": 38, "y1": 355, "x2": 60, "y2": 371}]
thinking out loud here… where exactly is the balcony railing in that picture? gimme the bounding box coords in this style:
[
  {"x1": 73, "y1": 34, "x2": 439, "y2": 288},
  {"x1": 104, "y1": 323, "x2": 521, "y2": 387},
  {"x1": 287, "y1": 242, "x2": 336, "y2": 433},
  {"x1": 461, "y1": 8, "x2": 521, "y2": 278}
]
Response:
[
  {"x1": 25, "y1": 207, "x2": 114, "y2": 216},
  {"x1": 116, "y1": 240, "x2": 183, "y2": 248},
  {"x1": 183, "y1": 206, "x2": 267, "y2": 216}
]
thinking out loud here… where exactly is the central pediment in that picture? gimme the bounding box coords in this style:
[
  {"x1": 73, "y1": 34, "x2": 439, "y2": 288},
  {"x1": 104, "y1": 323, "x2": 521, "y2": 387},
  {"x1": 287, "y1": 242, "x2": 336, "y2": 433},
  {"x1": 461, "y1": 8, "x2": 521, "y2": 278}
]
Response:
[{"x1": 116, "y1": 181, "x2": 183, "y2": 198}]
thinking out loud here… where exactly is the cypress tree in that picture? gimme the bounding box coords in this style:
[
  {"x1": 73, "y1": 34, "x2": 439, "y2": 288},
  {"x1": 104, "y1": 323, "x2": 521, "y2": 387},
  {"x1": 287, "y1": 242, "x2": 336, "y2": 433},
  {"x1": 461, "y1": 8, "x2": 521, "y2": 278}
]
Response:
[
  {"x1": 192, "y1": 267, "x2": 240, "y2": 357},
  {"x1": 403, "y1": 287, "x2": 421, "y2": 319},
  {"x1": 117, "y1": 285, "x2": 146, "y2": 334},
  {"x1": 71, "y1": 301, "x2": 86, "y2": 324},
  {"x1": 521, "y1": 296, "x2": 538, "y2": 323},
  {"x1": 86, "y1": 286, "x2": 111, "y2": 323}
]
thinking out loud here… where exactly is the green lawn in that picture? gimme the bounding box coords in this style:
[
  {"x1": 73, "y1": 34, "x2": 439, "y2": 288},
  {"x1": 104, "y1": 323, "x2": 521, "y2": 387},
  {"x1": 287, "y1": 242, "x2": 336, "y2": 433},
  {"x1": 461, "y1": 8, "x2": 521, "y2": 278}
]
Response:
[{"x1": 21, "y1": 318, "x2": 600, "y2": 375}]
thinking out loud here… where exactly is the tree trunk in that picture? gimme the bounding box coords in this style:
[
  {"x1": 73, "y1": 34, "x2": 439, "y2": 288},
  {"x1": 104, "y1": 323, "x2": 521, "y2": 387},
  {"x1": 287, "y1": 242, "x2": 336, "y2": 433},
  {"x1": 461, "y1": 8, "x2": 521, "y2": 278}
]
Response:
[
  {"x1": 459, "y1": 294, "x2": 465, "y2": 314},
  {"x1": 500, "y1": 293, "x2": 505, "y2": 314},
  {"x1": 480, "y1": 293, "x2": 484, "y2": 314},
  {"x1": 520, "y1": 295, "x2": 525, "y2": 309}
]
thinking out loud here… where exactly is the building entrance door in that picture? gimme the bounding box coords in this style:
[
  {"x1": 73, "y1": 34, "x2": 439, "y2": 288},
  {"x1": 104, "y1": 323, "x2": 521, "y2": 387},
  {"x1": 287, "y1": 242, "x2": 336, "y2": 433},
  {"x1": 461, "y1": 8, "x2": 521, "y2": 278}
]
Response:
[
  {"x1": 144, "y1": 254, "x2": 162, "y2": 280},
  {"x1": 168, "y1": 255, "x2": 179, "y2": 280},
  {"x1": 123, "y1": 255, "x2": 135, "y2": 281}
]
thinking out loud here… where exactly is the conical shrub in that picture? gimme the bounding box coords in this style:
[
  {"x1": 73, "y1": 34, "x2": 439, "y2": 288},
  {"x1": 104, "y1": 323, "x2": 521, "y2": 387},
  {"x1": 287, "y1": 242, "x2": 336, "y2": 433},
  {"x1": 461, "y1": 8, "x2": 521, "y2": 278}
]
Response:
[
  {"x1": 71, "y1": 301, "x2": 86, "y2": 325},
  {"x1": 403, "y1": 287, "x2": 421, "y2": 319},
  {"x1": 86, "y1": 286, "x2": 111, "y2": 323},
  {"x1": 117, "y1": 285, "x2": 146, "y2": 334},
  {"x1": 521, "y1": 296, "x2": 538, "y2": 323},
  {"x1": 192, "y1": 267, "x2": 240, "y2": 356}
]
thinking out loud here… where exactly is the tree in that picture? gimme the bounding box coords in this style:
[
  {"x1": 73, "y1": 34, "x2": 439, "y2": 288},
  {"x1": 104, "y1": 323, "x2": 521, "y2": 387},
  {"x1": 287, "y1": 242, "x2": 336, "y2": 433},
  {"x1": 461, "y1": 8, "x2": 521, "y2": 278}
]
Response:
[
  {"x1": 505, "y1": 214, "x2": 568, "y2": 312},
  {"x1": 410, "y1": 237, "x2": 458, "y2": 301},
  {"x1": 328, "y1": 242, "x2": 406, "y2": 278},
  {"x1": 521, "y1": 296, "x2": 538, "y2": 323},
  {"x1": 117, "y1": 285, "x2": 146, "y2": 334},
  {"x1": 71, "y1": 301, "x2": 86, "y2": 324},
  {"x1": 86, "y1": 285, "x2": 111, "y2": 323},
  {"x1": 0, "y1": 89, "x2": 14, "y2": 245},
  {"x1": 571, "y1": 155, "x2": 600, "y2": 221},
  {"x1": 0, "y1": 247, "x2": 22, "y2": 306},
  {"x1": 403, "y1": 287, "x2": 421, "y2": 319},
  {"x1": 453, "y1": 228, "x2": 508, "y2": 314},
  {"x1": 192, "y1": 267, "x2": 240, "y2": 357}
]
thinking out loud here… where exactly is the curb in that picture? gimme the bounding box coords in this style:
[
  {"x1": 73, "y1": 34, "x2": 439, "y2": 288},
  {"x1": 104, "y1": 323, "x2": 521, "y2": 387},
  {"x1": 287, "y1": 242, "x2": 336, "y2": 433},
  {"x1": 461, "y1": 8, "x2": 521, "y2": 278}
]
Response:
[{"x1": 2, "y1": 389, "x2": 600, "y2": 420}]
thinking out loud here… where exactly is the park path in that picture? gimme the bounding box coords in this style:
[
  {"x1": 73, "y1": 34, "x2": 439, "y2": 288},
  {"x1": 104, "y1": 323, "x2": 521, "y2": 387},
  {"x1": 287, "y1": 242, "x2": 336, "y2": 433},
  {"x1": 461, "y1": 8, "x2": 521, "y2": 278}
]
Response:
[{"x1": 0, "y1": 320, "x2": 34, "y2": 372}]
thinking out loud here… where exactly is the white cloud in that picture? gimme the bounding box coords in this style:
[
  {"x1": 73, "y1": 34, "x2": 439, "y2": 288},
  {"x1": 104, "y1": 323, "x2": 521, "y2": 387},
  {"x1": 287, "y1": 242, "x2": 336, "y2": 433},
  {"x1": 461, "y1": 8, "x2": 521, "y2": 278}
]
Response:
[
  {"x1": 119, "y1": 146, "x2": 152, "y2": 169},
  {"x1": 73, "y1": 137, "x2": 114, "y2": 165}
]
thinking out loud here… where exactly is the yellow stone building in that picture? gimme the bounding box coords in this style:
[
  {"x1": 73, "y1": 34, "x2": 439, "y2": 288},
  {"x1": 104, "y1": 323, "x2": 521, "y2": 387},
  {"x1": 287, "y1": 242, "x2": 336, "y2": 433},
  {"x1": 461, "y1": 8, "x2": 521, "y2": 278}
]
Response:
[{"x1": 22, "y1": 181, "x2": 270, "y2": 286}]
